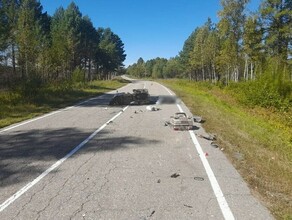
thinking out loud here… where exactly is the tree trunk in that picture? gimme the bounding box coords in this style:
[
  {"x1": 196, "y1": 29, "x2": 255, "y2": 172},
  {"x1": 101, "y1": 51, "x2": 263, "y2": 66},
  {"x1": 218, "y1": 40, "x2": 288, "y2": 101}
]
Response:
[
  {"x1": 251, "y1": 62, "x2": 253, "y2": 80},
  {"x1": 12, "y1": 44, "x2": 16, "y2": 76},
  {"x1": 244, "y1": 56, "x2": 248, "y2": 81}
]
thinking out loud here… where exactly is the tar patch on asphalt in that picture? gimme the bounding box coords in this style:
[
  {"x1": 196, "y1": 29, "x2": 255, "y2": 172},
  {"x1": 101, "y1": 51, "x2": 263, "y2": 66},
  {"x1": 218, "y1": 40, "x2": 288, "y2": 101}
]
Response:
[{"x1": 170, "y1": 173, "x2": 180, "y2": 178}]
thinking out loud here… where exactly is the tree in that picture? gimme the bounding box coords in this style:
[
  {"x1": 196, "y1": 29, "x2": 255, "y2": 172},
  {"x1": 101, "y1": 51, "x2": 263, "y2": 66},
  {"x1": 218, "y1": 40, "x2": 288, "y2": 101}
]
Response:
[
  {"x1": 260, "y1": 0, "x2": 292, "y2": 70},
  {"x1": 97, "y1": 28, "x2": 126, "y2": 79},
  {"x1": 0, "y1": 0, "x2": 20, "y2": 75},
  {"x1": 164, "y1": 57, "x2": 183, "y2": 78},
  {"x1": 50, "y1": 7, "x2": 68, "y2": 79},
  {"x1": 64, "y1": 2, "x2": 82, "y2": 71},
  {"x1": 217, "y1": 0, "x2": 249, "y2": 83},
  {"x1": 243, "y1": 15, "x2": 264, "y2": 80},
  {"x1": 16, "y1": 0, "x2": 48, "y2": 78},
  {"x1": 152, "y1": 58, "x2": 167, "y2": 78},
  {"x1": 80, "y1": 16, "x2": 98, "y2": 80},
  {"x1": 50, "y1": 3, "x2": 83, "y2": 79},
  {"x1": 179, "y1": 28, "x2": 199, "y2": 78}
]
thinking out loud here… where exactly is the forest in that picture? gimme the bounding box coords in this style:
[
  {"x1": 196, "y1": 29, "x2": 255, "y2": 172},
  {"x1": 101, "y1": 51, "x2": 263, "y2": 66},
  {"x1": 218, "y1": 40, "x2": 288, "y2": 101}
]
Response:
[
  {"x1": 0, "y1": 0, "x2": 126, "y2": 90},
  {"x1": 127, "y1": 0, "x2": 292, "y2": 109}
]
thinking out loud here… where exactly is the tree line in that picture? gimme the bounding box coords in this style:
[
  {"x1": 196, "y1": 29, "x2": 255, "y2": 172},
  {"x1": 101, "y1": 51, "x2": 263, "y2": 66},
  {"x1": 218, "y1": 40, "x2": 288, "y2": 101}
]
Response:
[
  {"x1": 127, "y1": 0, "x2": 292, "y2": 85},
  {"x1": 0, "y1": 0, "x2": 126, "y2": 88}
]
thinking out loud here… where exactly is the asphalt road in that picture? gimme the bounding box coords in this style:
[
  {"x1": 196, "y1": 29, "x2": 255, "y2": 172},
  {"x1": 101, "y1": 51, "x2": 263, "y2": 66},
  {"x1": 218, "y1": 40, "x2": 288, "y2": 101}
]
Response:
[{"x1": 0, "y1": 79, "x2": 273, "y2": 219}]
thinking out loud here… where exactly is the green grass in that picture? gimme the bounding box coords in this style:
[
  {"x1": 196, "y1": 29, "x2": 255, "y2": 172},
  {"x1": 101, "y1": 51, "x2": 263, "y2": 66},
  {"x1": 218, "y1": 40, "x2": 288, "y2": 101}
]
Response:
[
  {"x1": 159, "y1": 79, "x2": 292, "y2": 220},
  {"x1": 0, "y1": 78, "x2": 128, "y2": 128}
]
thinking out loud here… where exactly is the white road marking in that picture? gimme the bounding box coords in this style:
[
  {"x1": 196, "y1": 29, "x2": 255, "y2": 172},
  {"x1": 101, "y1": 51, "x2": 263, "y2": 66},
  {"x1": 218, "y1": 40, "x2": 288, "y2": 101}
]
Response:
[
  {"x1": 0, "y1": 110, "x2": 62, "y2": 134},
  {"x1": 188, "y1": 130, "x2": 234, "y2": 220},
  {"x1": 0, "y1": 106, "x2": 129, "y2": 212},
  {"x1": 0, "y1": 83, "x2": 133, "y2": 134},
  {"x1": 176, "y1": 104, "x2": 184, "y2": 113},
  {"x1": 0, "y1": 96, "x2": 104, "y2": 134},
  {"x1": 160, "y1": 82, "x2": 235, "y2": 220}
]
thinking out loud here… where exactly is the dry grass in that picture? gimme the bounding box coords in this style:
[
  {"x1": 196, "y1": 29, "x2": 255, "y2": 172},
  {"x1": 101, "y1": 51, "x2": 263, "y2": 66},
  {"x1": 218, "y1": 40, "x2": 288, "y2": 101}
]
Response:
[{"x1": 159, "y1": 79, "x2": 292, "y2": 220}]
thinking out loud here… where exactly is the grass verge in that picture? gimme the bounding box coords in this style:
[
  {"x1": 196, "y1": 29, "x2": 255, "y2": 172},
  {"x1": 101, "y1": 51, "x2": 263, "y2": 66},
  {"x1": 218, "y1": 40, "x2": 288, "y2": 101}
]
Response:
[
  {"x1": 0, "y1": 77, "x2": 128, "y2": 129},
  {"x1": 159, "y1": 79, "x2": 292, "y2": 220}
]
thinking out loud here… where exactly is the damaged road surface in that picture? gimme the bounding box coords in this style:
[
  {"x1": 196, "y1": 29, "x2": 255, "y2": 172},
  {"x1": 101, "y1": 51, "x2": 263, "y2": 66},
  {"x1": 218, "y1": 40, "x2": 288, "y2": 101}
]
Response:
[{"x1": 0, "y1": 79, "x2": 273, "y2": 219}]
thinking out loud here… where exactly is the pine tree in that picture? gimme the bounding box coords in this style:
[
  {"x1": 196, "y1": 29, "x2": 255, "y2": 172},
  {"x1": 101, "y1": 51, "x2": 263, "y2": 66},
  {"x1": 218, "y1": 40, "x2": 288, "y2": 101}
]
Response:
[
  {"x1": 16, "y1": 0, "x2": 45, "y2": 78},
  {"x1": 260, "y1": 0, "x2": 292, "y2": 66}
]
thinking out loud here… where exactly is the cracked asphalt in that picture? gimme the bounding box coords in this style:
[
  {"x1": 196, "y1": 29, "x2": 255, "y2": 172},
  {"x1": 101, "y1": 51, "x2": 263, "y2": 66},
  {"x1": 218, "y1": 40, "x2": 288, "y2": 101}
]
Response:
[{"x1": 0, "y1": 79, "x2": 273, "y2": 219}]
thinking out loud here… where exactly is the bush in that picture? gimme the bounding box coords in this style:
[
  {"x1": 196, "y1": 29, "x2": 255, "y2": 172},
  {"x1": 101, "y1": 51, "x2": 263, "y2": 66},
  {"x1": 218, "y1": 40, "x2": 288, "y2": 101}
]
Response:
[
  {"x1": 72, "y1": 67, "x2": 85, "y2": 84},
  {"x1": 19, "y1": 75, "x2": 43, "y2": 100},
  {"x1": 227, "y1": 74, "x2": 292, "y2": 110}
]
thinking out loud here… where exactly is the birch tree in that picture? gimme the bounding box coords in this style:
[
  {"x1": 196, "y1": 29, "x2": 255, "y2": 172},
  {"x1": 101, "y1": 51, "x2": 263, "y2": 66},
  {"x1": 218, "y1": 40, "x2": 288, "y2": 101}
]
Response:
[{"x1": 218, "y1": 0, "x2": 249, "y2": 83}]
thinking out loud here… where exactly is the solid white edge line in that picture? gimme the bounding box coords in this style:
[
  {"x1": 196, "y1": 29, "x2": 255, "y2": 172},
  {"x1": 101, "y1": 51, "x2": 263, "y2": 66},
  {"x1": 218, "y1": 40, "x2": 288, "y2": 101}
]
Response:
[
  {"x1": 160, "y1": 82, "x2": 235, "y2": 220},
  {"x1": 0, "y1": 83, "x2": 132, "y2": 134},
  {"x1": 188, "y1": 130, "x2": 235, "y2": 220},
  {"x1": 0, "y1": 110, "x2": 61, "y2": 134},
  {"x1": 0, "y1": 105, "x2": 129, "y2": 212}
]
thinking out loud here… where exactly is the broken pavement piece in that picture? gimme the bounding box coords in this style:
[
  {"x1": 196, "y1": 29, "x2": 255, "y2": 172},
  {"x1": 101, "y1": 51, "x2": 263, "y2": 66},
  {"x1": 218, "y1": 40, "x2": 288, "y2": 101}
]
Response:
[{"x1": 183, "y1": 204, "x2": 193, "y2": 208}]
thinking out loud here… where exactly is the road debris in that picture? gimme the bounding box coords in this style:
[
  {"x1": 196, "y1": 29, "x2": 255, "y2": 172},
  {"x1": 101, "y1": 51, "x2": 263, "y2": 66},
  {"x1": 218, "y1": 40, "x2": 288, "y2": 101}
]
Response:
[
  {"x1": 146, "y1": 105, "x2": 160, "y2": 111},
  {"x1": 193, "y1": 115, "x2": 203, "y2": 123},
  {"x1": 194, "y1": 177, "x2": 204, "y2": 181},
  {"x1": 210, "y1": 142, "x2": 219, "y2": 148},
  {"x1": 169, "y1": 112, "x2": 193, "y2": 130},
  {"x1": 170, "y1": 173, "x2": 180, "y2": 178},
  {"x1": 205, "y1": 152, "x2": 209, "y2": 156},
  {"x1": 164, "y1": 121, "x2": 170, "y2": 126},
  {"x1": 184, "y1": 204, "x2": 193, "y2": 208},
  {"x1": 149, "y1": 210, "x2": 155, "y2": 217},
  {"x1": 109, "y1": 89, "x2": 150, "y2": 105},
  {"x1": 157, "y1": 179, "x2": 161, "y2": 183},
  {"x1": 198, "y1": 133, "x2": 216, "y2": 141}
]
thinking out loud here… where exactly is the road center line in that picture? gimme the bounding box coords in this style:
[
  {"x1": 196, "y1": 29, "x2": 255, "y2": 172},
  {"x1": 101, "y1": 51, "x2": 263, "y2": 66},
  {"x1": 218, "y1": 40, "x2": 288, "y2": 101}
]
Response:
[
  {"x1": 160, "y1": 82, "x2": 235, "y2": 220},
  {"x1": 0, "y1": 105, "x2": 129, "y2": 212}
]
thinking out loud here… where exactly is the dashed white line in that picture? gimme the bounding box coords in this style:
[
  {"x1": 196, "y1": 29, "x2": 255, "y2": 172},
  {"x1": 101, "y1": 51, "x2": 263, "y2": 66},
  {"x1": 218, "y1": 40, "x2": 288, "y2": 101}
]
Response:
[
  {"x1": 0, "y1": 106, "x2": 129, "y2": 212},
  {"x1": 160, "y1": 82, "x2": 235, "y2": 220}
]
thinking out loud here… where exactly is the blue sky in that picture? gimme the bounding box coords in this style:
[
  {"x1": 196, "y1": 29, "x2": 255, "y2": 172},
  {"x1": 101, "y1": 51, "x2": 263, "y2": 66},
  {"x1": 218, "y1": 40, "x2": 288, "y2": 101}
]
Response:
[{"x1": 40, "y1": 0, "x2": 262, "y2": 66}]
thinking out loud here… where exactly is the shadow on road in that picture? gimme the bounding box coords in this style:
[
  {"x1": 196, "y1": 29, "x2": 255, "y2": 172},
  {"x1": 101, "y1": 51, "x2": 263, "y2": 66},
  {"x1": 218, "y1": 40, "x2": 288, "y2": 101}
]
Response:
[{"x1": 0, "y1": 127, "x2": 160, "y2": 188}]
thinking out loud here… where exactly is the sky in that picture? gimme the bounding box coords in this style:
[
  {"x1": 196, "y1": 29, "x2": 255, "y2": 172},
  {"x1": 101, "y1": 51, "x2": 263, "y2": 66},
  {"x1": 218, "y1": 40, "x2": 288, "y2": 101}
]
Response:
[{"x1": 39, "y1": 0, "x2": 262, "y2": 66}]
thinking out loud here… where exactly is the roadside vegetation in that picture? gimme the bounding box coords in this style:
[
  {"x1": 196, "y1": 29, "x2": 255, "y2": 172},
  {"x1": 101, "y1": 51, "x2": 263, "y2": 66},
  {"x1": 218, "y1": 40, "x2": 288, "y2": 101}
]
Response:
[
  {"x1": 0, "y1": 1, "x2": 128, "y2": 128},
  {"x1": 160, "y1": 79, "x2": 291, "y2": 219},
  {"x1": 127, "y1": 1, "x2": 292, "y2": 218},
  {"x1": 0, "y1": 77, "x2": 127, "y2": 129}
]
